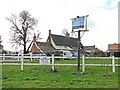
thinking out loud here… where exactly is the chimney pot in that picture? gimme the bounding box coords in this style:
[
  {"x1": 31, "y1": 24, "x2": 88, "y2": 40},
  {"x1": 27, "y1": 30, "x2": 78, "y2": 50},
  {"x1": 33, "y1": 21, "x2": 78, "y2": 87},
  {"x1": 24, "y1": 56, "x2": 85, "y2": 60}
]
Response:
[
  {"x1": 33, "y1": 33, "x2": 36, "y2": 42},
  {"x1": 49, "y1": 30, "x2": 51, "y2": 35},
  {"x1": 66, "y1": 32, "x2": 69, "y2": 38},
  {"x1": 47, "y1": 30, "x2": 51, "y2": 43}
]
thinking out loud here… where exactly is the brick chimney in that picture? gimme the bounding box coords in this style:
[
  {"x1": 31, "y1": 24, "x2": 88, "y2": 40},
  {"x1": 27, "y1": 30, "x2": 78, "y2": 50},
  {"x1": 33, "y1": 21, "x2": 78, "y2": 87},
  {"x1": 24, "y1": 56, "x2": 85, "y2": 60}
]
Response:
[
  {"x1": 49, "y1": 30, "x2": 51, "y2": 36},
  {"x1": 66, "y1": 32, "x2": 70, "y2": 38},
  {"x1": 47, "y1": 30, "x2": 51, "y2": 43},
  {"x1": 33, "y1": 33, "x2": 36, "y2": 42}
]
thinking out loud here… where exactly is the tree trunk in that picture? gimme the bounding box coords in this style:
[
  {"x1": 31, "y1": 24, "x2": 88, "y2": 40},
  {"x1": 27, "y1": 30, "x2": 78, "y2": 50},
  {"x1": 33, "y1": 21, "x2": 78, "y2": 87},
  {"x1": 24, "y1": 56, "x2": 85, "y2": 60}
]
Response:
[
  {"x1": 24, "y1": 44, "x2": 26, "y2": 54},
  {"x1": 26, "y1": 41, "x2": 32, "y2": 53},
  {"x1": 23, "y1": 34, "x2": 27, "y2": 54}
]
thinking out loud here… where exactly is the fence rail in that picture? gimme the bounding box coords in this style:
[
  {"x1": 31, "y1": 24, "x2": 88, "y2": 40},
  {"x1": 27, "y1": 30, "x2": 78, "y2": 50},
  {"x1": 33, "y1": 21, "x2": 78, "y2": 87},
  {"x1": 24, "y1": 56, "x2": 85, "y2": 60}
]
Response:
[
  {"x1": 0, "y1": 54, "x2": 120, "y2": 73},
  {"x1": 0, "y1": 54, "x2": 120, "y2": 61},
  {"x1": 1, "y1": 63, "x2": 119, "y2": 66}
]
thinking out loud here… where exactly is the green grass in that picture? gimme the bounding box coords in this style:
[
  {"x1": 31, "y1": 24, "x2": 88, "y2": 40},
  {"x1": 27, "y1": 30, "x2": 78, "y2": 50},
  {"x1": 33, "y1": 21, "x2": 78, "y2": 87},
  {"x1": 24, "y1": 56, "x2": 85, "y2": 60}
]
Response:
[
  {"x1": 2, "y1": 59, "x2": 120, "y2": 88},
  {"x1": 11, "y1": 58, "x2": 120, "y2": 64}
]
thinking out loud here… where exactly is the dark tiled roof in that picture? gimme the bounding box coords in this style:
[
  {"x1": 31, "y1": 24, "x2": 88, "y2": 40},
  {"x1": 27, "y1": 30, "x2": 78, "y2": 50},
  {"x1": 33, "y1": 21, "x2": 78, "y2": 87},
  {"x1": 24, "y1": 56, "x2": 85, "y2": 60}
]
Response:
[
  {"x1": 51, "y1": 34, "x2": 83, "y2": 48},
  {"x1": 83, "y1": 46, "x2": 95, "y2": 50},
  {"x1": 36, "y1": 42, "x2": 55, "y2": 53}
]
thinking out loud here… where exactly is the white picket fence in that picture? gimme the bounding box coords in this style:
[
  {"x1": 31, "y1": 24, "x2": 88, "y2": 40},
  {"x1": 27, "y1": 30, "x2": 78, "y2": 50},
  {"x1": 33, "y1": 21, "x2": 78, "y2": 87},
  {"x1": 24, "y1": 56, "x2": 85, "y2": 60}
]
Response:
[
  {"x1": 0, "y1": 53, "x2": 47, "y2": 61},
  {"x1": 0, "y1": 54, "x2": 120, "y2": 73},
  {"x1": 0, "y1": 53, "x2": 75, "y2": 61},
  {"x1": 51, "y1": 55, "x2": 120, "y2": 73}
]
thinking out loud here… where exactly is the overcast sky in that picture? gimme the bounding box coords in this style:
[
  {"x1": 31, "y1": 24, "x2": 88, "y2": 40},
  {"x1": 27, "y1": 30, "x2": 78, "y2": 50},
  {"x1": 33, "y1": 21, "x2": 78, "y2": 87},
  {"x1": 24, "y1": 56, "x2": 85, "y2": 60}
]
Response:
[{"x1": 0, "y1": 0, "x2": 119, "y2": 52}]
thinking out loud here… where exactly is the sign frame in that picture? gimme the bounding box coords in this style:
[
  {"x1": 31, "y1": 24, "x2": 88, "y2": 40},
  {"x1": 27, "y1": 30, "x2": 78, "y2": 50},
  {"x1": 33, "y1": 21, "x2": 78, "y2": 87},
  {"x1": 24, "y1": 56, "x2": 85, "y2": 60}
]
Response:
[{"x1": 71, "y1": 15, "x2": 89, "y2": 32}]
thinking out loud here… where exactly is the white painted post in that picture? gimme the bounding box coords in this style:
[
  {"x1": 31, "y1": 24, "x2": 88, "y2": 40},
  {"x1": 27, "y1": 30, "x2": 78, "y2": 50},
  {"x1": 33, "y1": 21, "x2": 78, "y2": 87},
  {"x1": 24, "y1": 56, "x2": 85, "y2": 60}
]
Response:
[
  {"x1": 112, "y1": 56, "x2": 115, "y2": 72},
  {"x1": 3, "y1": 53, "x2": 5, "y2": 61},
  {"x1": 52, "y1": 54, "x2": 54, "y2": 71},
  {"x1": 21, "y1": 54, "x2": 24, "y2": 72},
  {"x1": 63, "y1": 51, "x2": 64, "y2": 60},
  {"x1": 39, "y1": 57, "x2": 42, "y2": 65},
  {"x1": 18, "y1": 54, "x2": 19, "y2": 61},
  {"x1": 31, "y1": 53, "x2": 32, "y2": 61},
  {"x1": 82, "y1": 55, "x2": 85, "y2": 73}
]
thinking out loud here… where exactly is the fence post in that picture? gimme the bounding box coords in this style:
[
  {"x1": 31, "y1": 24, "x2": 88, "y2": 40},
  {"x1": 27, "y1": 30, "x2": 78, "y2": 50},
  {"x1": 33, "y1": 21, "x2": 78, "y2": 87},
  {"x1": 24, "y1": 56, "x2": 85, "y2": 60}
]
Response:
[
  {"x1": 31, "y1": 53, "x2": 32, "y2": 61},
  {"x1": 82, "y1": 55, "x2": 85, "y2": 73},
  {"x1": 63, "y1": 51, "x2": 64, "y2": 60},
  {"x1": 52, "y1": 54, "x2": 54, "y2": 71},
  {"x1": 18, "y1": 54, "x2": 19, "y2": 61},
  {"x1": 21, "y1": 54, "x2": 24, "y2": 72},
  {"x1": 3, "y1": 53, "x2": 5, "y2": 61},
  {"x1": 112, "y1": 56, "x2": 115, "y2": 72}
]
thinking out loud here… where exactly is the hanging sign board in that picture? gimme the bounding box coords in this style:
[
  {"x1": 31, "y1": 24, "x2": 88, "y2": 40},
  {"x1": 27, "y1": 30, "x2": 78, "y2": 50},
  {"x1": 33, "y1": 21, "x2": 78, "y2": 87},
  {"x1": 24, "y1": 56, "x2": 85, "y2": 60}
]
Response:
[
  {"x1": 72, "y1": 17, "x2": 85, "y2": 29},
  {"x1": 71, "y1": 15, "x2": 89, "y2": 32}
]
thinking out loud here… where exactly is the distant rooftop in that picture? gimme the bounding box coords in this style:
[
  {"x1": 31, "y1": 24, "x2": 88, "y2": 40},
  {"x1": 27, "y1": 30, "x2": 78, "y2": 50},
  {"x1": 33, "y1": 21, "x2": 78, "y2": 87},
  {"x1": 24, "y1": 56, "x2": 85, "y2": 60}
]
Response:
[{"x1": 51, "y1": 34, "x2": 83, "y2": 48}]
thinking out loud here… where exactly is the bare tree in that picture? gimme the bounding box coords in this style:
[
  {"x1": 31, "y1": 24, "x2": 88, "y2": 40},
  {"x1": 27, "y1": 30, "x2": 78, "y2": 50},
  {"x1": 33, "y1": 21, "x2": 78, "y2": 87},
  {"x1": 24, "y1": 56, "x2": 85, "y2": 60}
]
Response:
[
  {"x1": 0, "y1": 35, "x2": 3, "y2": 49},
  {"x1": 7, "y1": 10, "x2": 38, "y2": 54},
  {"x1": 62, "y1": 29, "x2": 70, "y2": 37}
]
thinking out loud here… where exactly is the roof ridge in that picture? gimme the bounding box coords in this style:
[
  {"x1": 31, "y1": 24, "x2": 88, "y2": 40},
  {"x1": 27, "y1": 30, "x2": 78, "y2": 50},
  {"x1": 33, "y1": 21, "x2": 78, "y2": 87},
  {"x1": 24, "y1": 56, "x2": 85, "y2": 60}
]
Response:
[
  {"x1": 51, "y1": 34, "x2": 77, "y2": 39},
  {"x1": 51, "y1": 34, "x2": 65, "y2": 37}
]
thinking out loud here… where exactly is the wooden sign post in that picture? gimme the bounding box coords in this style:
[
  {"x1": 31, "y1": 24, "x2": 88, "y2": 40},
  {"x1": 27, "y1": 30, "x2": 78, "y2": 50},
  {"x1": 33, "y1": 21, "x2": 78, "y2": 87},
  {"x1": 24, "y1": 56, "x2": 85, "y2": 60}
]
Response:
[
  {"x1": 71, "y1": 15, "x2": 89, "y2": 75},
  {"x1": 77, "y1": 30, "x2": 81, "y2": 74}
]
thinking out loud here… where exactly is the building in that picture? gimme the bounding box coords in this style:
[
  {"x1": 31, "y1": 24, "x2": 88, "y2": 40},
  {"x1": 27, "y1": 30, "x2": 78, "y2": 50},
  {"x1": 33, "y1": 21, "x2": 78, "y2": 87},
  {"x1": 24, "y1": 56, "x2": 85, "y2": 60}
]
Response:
[
  {"x1": 36, "y1": 42, "x2": 55, "y2": 54},
  {"x1": 84, "y1": 45, "x2": 96, "y2": 52},
  {"x1": 28, "y1": 30, "x2": 83, "y2": 55},
  {"x1": 29, "y1": 34, "x2": 45, "y2": 54},
  {"x1": 28, "y1": 30, "x2": 102, "y2": 56},
  {"x1": 108, "y1": 43, "x2": 120, "y2": 57},
  {"x1": 83, "y1": 45, "x2": 96, "y2": 56},
  {"x1": 46, "y1": 30, "x2": 83, "y2": 52}
]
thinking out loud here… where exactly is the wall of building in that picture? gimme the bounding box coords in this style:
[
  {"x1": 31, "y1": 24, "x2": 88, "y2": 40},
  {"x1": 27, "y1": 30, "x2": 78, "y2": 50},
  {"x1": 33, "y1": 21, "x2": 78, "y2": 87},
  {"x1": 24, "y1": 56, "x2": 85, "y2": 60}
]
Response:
[
  {"x1": 108, "y1": 44, "x2": 120, "y2": 49},
  {"x1": 108, "y1": 44, "x2": 120, "y2": 57},
  {"x1": 31, "y1": 43, "x2": 40, "y2": 52},
  {"x1": 108, "y1": 44, "x2": 120, "y2": 52}
]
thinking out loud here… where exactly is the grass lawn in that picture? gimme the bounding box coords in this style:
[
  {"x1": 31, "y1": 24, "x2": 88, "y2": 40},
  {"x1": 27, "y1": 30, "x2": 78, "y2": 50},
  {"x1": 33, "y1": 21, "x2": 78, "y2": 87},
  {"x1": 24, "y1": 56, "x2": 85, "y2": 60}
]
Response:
[
  {"x1": 8, "y1": 58, "x2": 119, "y2": 64},
  {"x1": 1, "y1": 59, "x2": 119, "y2": 88}
]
